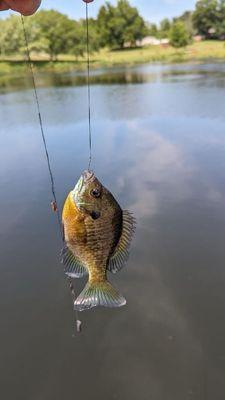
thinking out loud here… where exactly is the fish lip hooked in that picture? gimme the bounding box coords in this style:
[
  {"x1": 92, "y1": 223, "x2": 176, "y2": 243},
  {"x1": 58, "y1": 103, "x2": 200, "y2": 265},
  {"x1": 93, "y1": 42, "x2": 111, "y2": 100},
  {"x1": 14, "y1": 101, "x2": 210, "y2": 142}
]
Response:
[{"x1": 82, "y1": 170, "x2": 95, "y2": 183}]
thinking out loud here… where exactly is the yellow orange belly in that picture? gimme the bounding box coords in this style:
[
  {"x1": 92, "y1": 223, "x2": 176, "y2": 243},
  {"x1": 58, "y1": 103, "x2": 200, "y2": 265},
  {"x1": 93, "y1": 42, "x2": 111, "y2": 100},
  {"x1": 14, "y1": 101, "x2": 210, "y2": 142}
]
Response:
[{"x1": 62, "y1": 192, "x2": 86, "y2": 245}]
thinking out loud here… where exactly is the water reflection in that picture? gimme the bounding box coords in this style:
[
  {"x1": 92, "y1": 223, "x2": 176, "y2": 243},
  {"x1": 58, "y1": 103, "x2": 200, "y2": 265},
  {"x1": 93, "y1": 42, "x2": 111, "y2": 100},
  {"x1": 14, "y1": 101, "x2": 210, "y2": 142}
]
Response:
[
  {"x1": 1, "y1": 63, "x2": 225, "y2": 400},
  {"x1": 2, "y1": 61, "x2": 225, "y2": 94},
  {"x1": 0, "y1": 67, "x2": 155, "y2": 94}
]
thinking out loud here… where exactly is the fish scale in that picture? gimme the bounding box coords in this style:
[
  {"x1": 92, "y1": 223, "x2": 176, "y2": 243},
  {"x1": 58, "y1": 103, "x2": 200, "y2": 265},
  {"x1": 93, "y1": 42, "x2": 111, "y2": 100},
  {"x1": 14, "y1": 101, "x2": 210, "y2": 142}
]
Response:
[{"x1": 85, "y1": 218, "x2": 116, "y2": 280}]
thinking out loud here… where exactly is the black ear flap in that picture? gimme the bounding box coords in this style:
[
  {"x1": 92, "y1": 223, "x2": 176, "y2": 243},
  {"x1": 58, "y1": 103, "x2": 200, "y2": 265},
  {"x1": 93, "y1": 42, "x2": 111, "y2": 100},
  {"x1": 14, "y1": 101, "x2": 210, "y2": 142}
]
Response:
[{"x1": 90, "y1": 211, "x2": 101, "y2": 220}]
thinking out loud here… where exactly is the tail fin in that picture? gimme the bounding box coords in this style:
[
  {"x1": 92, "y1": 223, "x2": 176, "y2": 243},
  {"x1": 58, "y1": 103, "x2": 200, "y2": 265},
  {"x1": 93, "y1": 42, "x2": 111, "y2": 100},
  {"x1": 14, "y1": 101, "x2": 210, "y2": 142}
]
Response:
[{"x1": 74, "y1": 281, "x2": 126, "y2": 312}]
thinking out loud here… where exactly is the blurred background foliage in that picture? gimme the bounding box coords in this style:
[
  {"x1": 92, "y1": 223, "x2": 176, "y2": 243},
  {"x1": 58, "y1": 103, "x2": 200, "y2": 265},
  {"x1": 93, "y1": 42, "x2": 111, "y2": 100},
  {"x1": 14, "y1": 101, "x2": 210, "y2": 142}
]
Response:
[{"x1": 0, "y1": 0, "x2": 225, "y2": 59}]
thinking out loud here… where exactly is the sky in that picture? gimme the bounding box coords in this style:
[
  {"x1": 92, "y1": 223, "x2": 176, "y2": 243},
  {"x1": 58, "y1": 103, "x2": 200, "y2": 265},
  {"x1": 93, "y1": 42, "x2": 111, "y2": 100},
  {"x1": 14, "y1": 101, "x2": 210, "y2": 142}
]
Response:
[{"x1": 0, "y1": 0, "x2": 197, "y2": 23}]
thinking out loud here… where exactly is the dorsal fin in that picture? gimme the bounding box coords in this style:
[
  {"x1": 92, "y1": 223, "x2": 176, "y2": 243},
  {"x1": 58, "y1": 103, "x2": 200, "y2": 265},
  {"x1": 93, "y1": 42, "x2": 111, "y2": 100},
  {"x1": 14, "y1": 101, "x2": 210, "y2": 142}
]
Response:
[
  {"x1": 108, "y1": 210, "x2": 136, "y2": 274},
  {"x1": 61, "y1": 246, "x2": 88, "y2": 278}
]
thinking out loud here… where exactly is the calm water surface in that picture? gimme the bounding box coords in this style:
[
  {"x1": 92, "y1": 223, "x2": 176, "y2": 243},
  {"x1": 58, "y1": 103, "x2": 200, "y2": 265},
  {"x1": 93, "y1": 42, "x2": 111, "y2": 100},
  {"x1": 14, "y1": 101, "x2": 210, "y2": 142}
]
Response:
[{"x1": 1, "y1": 63, "x2": 225, "y2": 399}]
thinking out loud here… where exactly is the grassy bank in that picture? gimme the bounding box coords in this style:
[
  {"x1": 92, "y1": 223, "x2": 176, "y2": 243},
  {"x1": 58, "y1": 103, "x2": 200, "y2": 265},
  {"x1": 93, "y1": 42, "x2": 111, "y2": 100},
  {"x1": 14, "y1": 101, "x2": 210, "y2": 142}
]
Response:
[{"x1": 0, "y1": 41, "x2": 225, "y2": 77}]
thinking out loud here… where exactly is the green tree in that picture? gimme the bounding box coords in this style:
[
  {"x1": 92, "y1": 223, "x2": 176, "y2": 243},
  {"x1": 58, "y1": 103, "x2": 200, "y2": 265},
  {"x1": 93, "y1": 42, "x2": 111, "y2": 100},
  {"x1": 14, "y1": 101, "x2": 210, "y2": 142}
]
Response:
[
  {"x1": 169, "y1": 21, "x2": 190, "y2": 48},
  {"x1": 97, "y1": 0, "x2": 147, "y2": 49},
  {"x1": 97, "y1": 5, "x2": 109, "y2": 47},
  {"x1": 0, "y1": 16, "x2": 23, "y2": 55},
  {"x1": 159, "y1": 18, "x2": 171, "y2": 38},
  {"x1": 193, "y1": 0, "x2": 220, "y2": 38},
  {"x1": 80, "y1": 18, "x2": 101, "y2": 53},
  {"x1": 174, "y1": 11, "x2": 194, "y2": 39},
  {"x1": 21, "y1": 15, "x2": 49, "y2": 55},
  {"x1": 147, "y1": 23, "x2": 158, "y2": 37},
  {"x1": 34, "y1": 10, "x2": 79, "y2": 60},
  {"x1": 54, "y1": 19, "x2": 86, "y2": 60},
  {"x1": 217, "y1": 0, "x2": 225, "y2": 38},
  {"x1": 0, "y1": 10, "x2": 98, "y2": 59}
]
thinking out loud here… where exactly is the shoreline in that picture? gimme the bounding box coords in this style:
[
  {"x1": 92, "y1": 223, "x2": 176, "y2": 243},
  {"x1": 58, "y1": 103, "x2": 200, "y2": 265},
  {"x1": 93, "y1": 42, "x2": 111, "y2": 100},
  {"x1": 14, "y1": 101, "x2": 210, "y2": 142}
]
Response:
[{"x1": 0, "y1": 41, "x2": 225, "y2": 87}]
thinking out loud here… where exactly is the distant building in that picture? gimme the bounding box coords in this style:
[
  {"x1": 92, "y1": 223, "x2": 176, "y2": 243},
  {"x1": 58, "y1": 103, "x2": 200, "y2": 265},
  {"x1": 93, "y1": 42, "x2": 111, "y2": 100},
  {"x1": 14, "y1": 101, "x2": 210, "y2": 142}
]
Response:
[
  {"x1": 208, "y1": 28, "x2": 216, "y2": 35},
  {"x1": 160, "y1": 38, "x2": 170, "y2": 47},
  {"x1": 193, "y1": 35, "x2": 204, "y2": 42},
  {"x1": 136, "y1": 36, "x2": 170, "y2": 47},
  {"x1": 137, "y1": 36, "x2": 161, "y2": 46}
]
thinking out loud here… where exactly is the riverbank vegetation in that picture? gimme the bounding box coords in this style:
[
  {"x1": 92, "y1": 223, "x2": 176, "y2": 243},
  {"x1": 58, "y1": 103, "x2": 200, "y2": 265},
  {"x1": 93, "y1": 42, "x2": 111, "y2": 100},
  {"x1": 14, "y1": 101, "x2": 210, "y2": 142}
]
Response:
[
  {"x1": 0, "y1": 0, "x2": 225, "y2": 76},
  {"x1": 1, "y1": 41, "x2": 225, "y2": 75}
]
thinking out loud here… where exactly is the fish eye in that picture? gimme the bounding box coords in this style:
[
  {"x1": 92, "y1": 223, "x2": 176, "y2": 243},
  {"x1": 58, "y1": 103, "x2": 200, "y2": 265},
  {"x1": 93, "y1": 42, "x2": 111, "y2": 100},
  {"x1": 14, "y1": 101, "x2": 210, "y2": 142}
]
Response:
[{"x1": 91, "y1": 188, "x2": 101, "y2": 198}]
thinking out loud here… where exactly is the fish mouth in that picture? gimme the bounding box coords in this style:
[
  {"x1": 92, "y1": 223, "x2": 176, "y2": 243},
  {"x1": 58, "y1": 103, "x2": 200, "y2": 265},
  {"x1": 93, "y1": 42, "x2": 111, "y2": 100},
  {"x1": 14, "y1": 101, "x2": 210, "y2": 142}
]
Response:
[{"x1": 82, "y1": 170, "x2": 95, "y2": 183}]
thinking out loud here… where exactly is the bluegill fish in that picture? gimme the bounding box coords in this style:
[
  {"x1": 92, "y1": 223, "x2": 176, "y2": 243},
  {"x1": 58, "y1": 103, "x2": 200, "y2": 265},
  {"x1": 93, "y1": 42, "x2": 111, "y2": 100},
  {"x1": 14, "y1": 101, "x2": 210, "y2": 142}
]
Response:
[{"x1": 62, "y1": 171, "x2": 135, "y2": 311}]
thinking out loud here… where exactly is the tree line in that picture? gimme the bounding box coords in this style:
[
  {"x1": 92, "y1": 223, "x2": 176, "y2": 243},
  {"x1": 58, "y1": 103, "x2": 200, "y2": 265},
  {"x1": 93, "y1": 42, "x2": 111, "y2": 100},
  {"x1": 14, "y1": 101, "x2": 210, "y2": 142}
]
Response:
[
  {"x1": 0, "y1": 0, "x2": 225, "y2": 58},
  {"x1": 0, "y1": 0, "x2": 148, "y2": 58},
  {"x1": 149, "y1": 0, "x2": 225, "y2": 46}
]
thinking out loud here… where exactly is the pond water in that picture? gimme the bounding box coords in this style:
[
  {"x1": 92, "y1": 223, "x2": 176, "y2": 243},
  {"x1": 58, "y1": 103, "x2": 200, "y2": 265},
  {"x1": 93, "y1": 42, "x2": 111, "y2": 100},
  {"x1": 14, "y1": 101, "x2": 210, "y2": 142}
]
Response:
[{"x1": 1, "y1": 62, "x2": 225, "y2": 400}]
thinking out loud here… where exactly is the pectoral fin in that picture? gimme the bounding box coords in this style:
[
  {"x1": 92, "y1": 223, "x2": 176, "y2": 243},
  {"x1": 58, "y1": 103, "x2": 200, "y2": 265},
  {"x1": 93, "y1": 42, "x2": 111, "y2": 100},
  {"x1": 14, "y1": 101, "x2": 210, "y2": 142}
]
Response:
[
  {"x1": 61, "y1": 246, "x2": 88, "y2": 278},
  {"x1": 108, "y1": 210, "x2": 136, "y2": 274}
]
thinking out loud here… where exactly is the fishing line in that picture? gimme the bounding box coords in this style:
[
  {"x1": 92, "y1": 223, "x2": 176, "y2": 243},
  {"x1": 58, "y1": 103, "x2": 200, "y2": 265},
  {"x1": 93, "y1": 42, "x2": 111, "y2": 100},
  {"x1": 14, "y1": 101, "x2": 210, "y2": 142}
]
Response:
[
  {"x1": 20, "y1": 15, "x2": 82, "y2": 334},
  {"x1": 85, "y1": 2, "x2": 93, "y2": 171}
]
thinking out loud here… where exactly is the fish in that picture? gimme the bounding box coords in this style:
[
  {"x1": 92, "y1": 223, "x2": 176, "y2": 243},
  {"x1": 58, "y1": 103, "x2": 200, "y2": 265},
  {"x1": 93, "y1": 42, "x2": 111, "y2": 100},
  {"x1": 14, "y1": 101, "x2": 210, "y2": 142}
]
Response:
[{"x1": 61, "y1": 170, "x2": 135, "y2": 312}]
